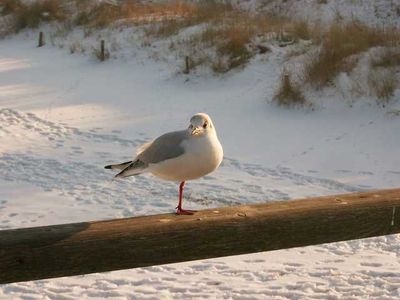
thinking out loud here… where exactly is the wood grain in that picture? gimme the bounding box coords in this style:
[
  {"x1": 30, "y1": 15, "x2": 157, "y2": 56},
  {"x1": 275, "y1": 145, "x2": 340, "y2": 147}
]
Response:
[{"x1": 1, "y1": 188, "x2": 400, "y2": 284}]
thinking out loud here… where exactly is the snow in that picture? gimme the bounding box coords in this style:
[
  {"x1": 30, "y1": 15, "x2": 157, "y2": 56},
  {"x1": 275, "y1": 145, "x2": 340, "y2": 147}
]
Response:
[
  {"x1": 240, "y1": 0, "x2": 400, "y2": 27},
  {"x1": 1, "y1": 25, "x2": 400, "y2": 299}
]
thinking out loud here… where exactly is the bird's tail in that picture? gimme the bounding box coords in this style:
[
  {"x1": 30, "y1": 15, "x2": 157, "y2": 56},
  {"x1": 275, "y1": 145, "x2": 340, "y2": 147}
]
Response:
[
  {"x1": 104, "y1": 161, "x2": 132, "y2": 170},
  {"x1": 107, "y1": 159, "x2": 148, "y2": 179}
]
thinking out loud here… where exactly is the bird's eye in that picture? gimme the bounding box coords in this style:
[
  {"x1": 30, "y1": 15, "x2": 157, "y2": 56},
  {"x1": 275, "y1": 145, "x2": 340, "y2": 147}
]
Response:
[
  {"x1": 203, "y1": 122, "x2": 207, "y2": 128},
  {"x1": 189, "y1": 124, "x2": 193, "y2": 129}
]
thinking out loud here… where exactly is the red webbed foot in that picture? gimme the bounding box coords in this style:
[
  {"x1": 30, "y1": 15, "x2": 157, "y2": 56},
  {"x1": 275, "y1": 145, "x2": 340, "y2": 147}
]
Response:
[{"x1": 176, "y1": 207, "x2": 197, "y2": 215}]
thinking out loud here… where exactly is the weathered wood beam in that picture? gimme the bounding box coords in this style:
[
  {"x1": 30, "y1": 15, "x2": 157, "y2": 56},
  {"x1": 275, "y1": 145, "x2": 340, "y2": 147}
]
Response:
[{"x1": 1, "y1": 188, "x2": 400, "y2": 284}]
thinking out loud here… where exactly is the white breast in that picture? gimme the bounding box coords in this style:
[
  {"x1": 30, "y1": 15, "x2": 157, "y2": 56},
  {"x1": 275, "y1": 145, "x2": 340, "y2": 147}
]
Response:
[{"x1": 149, "y1": 133, "x2": 223, "y2": 181}]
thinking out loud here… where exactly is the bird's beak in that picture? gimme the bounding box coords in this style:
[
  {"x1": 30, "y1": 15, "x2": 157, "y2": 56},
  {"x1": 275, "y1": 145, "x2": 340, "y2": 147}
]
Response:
[{"x1": 191, "y1": 127, "x2": 201, "y2": 136}]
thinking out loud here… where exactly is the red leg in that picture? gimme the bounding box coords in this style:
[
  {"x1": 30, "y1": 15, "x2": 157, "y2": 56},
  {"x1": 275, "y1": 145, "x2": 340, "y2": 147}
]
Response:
[{"x1": 176, "y1": 181, "x2": 196, "y2": 215}]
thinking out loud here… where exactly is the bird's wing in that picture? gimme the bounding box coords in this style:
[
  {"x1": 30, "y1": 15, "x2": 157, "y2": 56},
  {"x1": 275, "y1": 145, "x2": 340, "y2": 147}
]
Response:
[
  {"x1": 136, "y1": 141, "x2": 153, "y2": 155},
  {"x1": 137, "y1": 130, "x2": 189, "y2": 164}
]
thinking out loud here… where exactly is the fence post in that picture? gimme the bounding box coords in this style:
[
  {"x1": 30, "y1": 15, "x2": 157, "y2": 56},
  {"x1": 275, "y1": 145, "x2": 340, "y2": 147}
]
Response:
[
  {"x1": 38, "y1": 31, "x2": 44, "y2": 47},
  {"x1": 100, "y1": 40, "x2": 105, "y2": 61},
  {"x1": 184, "y1": 55, "x2": 190, "y2": 74}
]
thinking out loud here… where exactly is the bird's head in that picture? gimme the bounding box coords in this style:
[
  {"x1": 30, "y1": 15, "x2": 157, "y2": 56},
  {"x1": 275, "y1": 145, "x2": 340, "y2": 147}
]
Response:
[{"x1": 188, "y1": 113, "x2": 215, "y2": 137}]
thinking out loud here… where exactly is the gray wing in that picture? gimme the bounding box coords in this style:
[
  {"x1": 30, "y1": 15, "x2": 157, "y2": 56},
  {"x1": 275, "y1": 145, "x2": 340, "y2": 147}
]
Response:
[{"x1": 137, "y1": 130, "x2": 189, "y2": 164}]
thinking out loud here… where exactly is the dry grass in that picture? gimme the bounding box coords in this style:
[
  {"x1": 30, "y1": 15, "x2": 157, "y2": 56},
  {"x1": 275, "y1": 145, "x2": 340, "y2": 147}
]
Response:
[
  {"x1": 0, "y1": 0, "x2": 23, "y2": 15},
  {"x1": 143, "y1": 19, "x2": 188, "y2": 38},
  {"x1": 2, "y1": 0, "x2": 66, "y2": 30},
  {"x1": 368, "y1": 69, "x2": 397, "y2": 105},
  {"x1": 77, "y1": 3, "x2": 119, "y2": 27},
  {"x1": 290, "y1": 20, "x2": 311, "y2": 41},
  {"x1": 142, "y1": 2, "x2": 235, "y2": 38},
  {"x1": 92, "y1": 44, "x2": 110, "y2": 61},
  {"x1": 143, "y1": 10, "x2": 257, "y2": 73},
  {"x1": 215, "y1": 26, "x2": 254, "y2": 72},
  {"x1": 196, "y1": 23, "x2": 254, "y2": 73},
  {"x1": 371, "y1": 47, "x2": 400, "y2": 68},
  {"x1": 69, "y1": 40, "x2": 85, "y2": 54},
  {"x1": 142, "y1": 5, "x2": 290, "y2": 73},
  {"x1": 4, "y1": 0, "x2": 398, "y2": 86},
  {"x1": 76, "y1": 1, "x2": 199, "y2": 28},
  {"x1": 1, "y1": 0, "x2": 292, "y2": 73},
  {"x1": 189, "y1": 12, "x2": 290, "y2": 73},
  {"x1": 248, "y1": 14, "x2": 287, "y2": 35},
  {"x1": 304, "y1": 21, "x2": 400, "y2": 88},
  {"x1": 123, "y1": 1, "x2": 197, "y2": 20},
  {"x1": 274, "y1": 72, "x2": 307, "y2": 106}
]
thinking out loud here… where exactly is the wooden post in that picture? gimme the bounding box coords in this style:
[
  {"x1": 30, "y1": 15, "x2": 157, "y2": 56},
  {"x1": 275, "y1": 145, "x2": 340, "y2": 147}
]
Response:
[
  {"x1": 1, "y1": 188, "x2": 400, "y2": 284},
  {"x1": 100, "y1": 40, "x2": 105, "y2": 61},
  {"x1": 38, "y1": 31, "x2": 44, "y2": 47},
  {"x1": 283, "y1": 72, "x2": 289, "y2": 81},
  {"x1": 184, "y1": 55, "x2": 190, "y2": 74}
]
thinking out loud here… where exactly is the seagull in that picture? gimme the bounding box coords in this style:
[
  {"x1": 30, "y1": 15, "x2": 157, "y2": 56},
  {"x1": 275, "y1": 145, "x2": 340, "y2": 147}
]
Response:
[{"x1": 105, "y1": 113, "x2": 223, "y2": 215}]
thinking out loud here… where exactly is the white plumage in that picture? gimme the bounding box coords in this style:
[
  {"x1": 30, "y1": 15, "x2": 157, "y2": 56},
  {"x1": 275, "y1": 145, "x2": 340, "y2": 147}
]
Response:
[{"x1": 105, "y1": 113, "x2": 223, "y2": 214}]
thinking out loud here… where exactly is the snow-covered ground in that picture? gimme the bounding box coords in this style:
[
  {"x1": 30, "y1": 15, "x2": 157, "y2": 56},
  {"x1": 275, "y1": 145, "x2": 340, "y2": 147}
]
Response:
[
  {"x1": 1, "y1": 28, "x2": 400, "y2": 299},
  {"x1": 241, "y1": 0, "x2": 400, "y2": 27}
]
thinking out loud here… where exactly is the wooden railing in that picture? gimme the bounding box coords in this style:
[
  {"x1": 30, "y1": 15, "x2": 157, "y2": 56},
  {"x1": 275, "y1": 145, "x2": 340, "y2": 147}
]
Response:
[{"x1": 1, "y1": 188, "x2": 400, "y2": 284}]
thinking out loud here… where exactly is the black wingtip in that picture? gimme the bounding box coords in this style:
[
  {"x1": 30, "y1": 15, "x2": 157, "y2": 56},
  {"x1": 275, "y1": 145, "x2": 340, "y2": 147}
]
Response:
[{"x1": 104, "y1": 165, "x2": 112, "y2": 169}]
